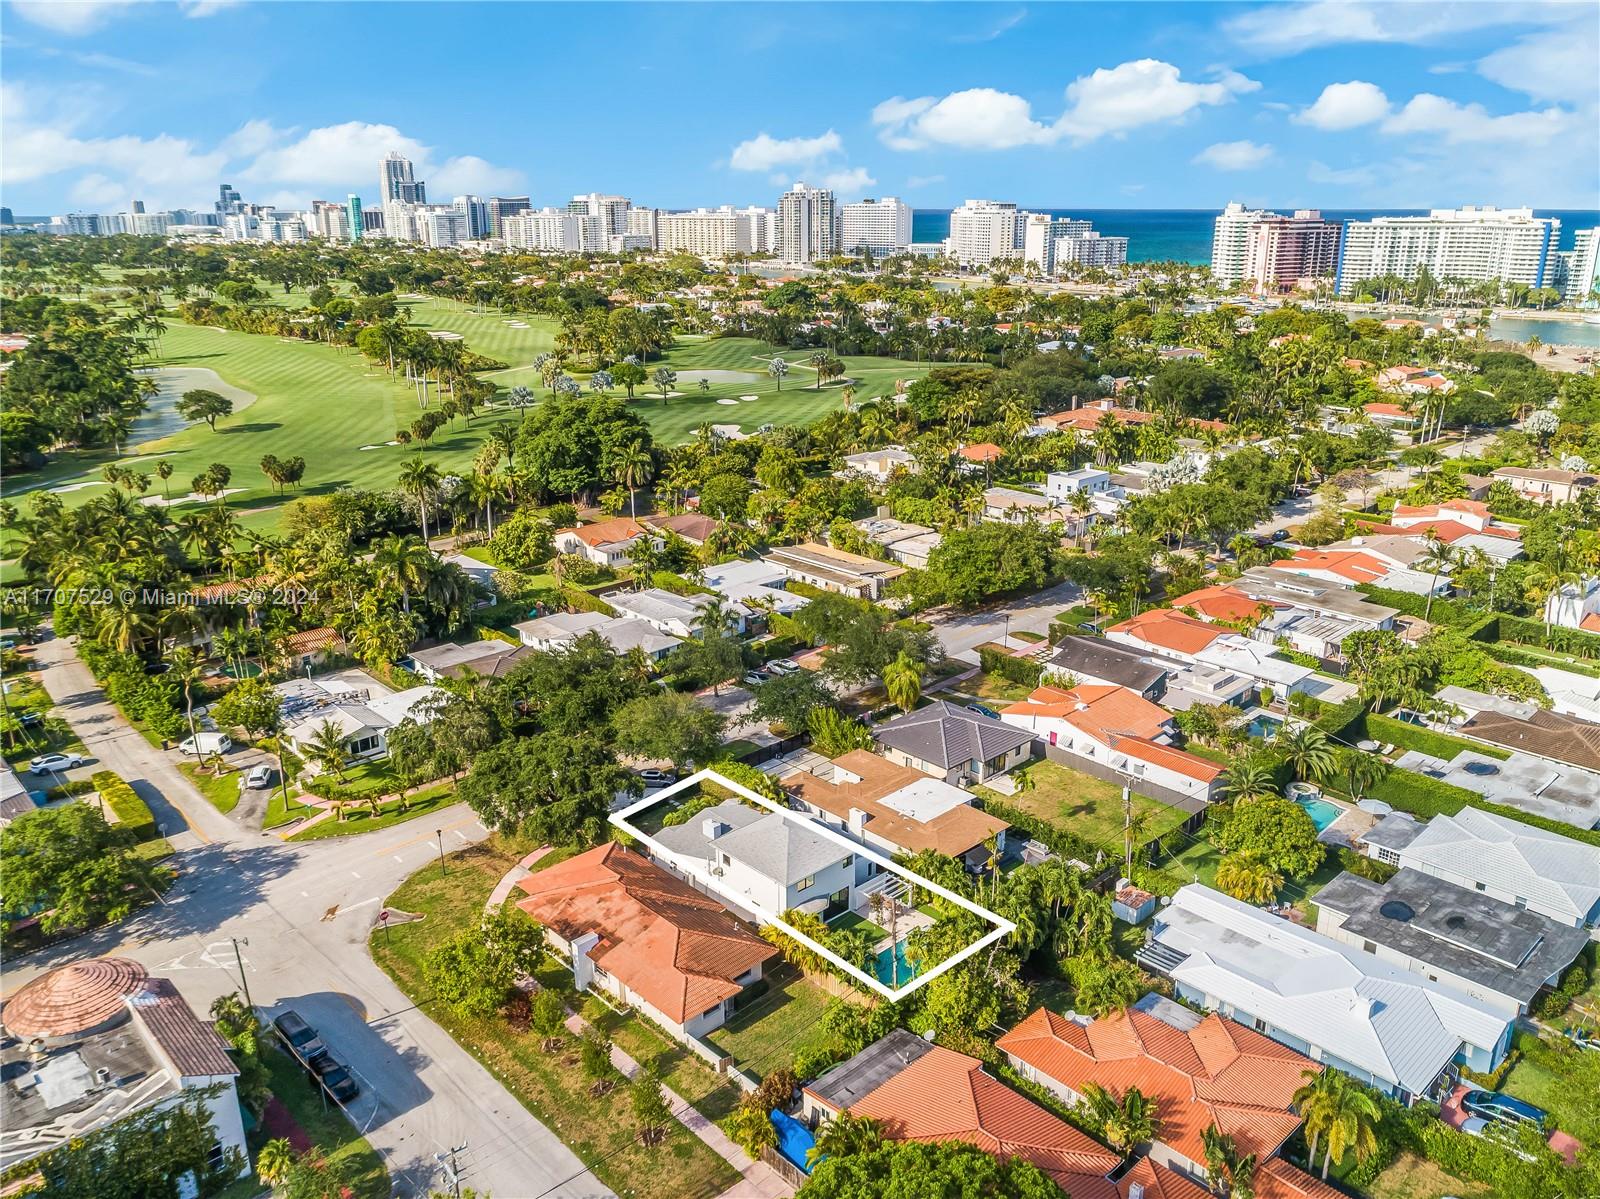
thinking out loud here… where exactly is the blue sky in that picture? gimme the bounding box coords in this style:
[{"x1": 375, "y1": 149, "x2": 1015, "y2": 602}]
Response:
[{"x1": 3, "y1": 1, "x2": 1597, "y2": 215}]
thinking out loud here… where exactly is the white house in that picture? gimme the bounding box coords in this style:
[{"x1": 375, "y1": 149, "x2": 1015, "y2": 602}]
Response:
[
  {"x1": 852, "y1": 517, "x2": 943, "y2": 570},
  {"x1": 605, "y1": 587, "x2": 748, "y2": 638},
  {"x1": 1044, "y1": 467, "x2": 1117, "y2": 502},
  {"x1": 764, "y1": 542, "x2": 904, "y2": 601},
  {"x1": 280, "y1": 681, "x2": 445, "y2": 764},
  {"x1": 552, "y1": 517, "x2": 660, "y2": 568},
  {"x1": 511, "y1": 611, "x2": 683, "y2": 662},
  {"x1": 981, "y1": 487, "x2": 1064, "y2": 525},
  {"x1": 1136, "y1": 884, "x2": 1514, "y2": 1104},
  {"x1": 512, "y1": 610, "x2": 612, "y2": 650},
  {"x1": 699, "y1": 557, "x2": 811, "y2": 614},
  {"x1": 837, "y1": 446, "x2": 916, "y2": 483},
  {"x1": 1545, "y1": 576, "x2": 1600, "y2": 634}
]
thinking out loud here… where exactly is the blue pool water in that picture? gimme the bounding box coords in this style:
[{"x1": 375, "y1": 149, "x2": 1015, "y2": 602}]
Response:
[
  {"x1": 1247, "y1": 713, "x2": 1283, "y2": 740},
  {"x1": 873, "y1": 940, "x2": 920, "y2": 987},
  {"x1": 1298, "y1": 797, "x2": 1342, "y2": 832},
  {"x1": 771, "y1": 1108, "x2": 816, "y2": 1172}
]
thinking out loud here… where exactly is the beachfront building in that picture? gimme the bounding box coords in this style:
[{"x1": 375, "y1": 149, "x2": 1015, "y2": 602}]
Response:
[
  {"x1": 1337, "y1": 207, "x2": 1559, "y2": 294},
  {"x1": 1211, "y1": 203, "x2": 1340, "y2": 292},
  {"x1": 839, "y1": 198, "x2": 913, "y2": 255},
  {"x1": 777, "y1": 182, "x2": 837, "y2": 263},
  {"x1": 946, "y1": 199, "x2": 1025, "y2": 267}
]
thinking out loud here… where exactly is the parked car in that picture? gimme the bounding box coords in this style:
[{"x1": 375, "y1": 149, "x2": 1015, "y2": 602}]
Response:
[
  {"x1": 636, "y1": 768, "x2": 675, "y2": 788},
  {"x1": 19, "y1": 711, "x2": 44, "y2": 729},
  {"x1": 272, "y1": 1010, "x2": 330, "y2": 1068},
  {"x1": 242, "y1": 764, "x2": 274, "y2": 791},
  {"x1": 1461, "y1": 1089, "x2": 1547, "y2": 1131},
  {"x1": 742, "y1": 671, "x2": 769, "y2": 687},
  {"x1": 319, "y1": 1064, "x2": 360, "y2": 1103},
  {"x1": 1271, "y1": 529, "x2": 1290, "y2": 542},
  {"x1": 29, "y1": 753, "x2": 85, "y2": 775},
  {"x1": 965, "y1": 703, "x2": 1001, "y2": 721},
  {"x1": 177, "y1": 732, "x2": 233, "y2": 756},
  {"x1": 766, "y1": 659, "x2": 801, "y2": 675}
]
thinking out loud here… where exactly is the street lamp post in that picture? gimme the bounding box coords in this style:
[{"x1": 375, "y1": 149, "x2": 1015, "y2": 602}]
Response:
[
  {"x1": 231, "y1": 936, "x2": 253, "y2": 1010},
  {"x1": 437, "y1": 829, "x2": 446, "y2": 878}
]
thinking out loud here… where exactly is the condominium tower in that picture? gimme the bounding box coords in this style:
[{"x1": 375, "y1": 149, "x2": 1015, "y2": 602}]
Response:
[
  {"x1": 452, "y1": 195, "x2": 490, "y2": 239},
  {"x1": 1211, "y1": 203, "x2": 1341, "y2": 291},
  {"x1": 1336, "y1": 206, "x2": 1558, "y2": 294},
  {"x1": 1551, "y1": 227, "x2": 1598, "y2": 304},
  {"x1": 946, "y1": 199, "x2": 1025, "y2": 267},
  {"x1": 381, "y1": 152, "x2": 426, "y2": 204},
  {"x1": 658, "y1": 206, "x2": 774, "y2": 258},
  {"x1": 777, "y1": 181, "x2": 837, "y2": 263},
  {"x1": 486, "y1": 196, "x2": 530, "y2": 237},
  {"x1": 839, "y1": 197, "x2": 913, "y2": 255}
]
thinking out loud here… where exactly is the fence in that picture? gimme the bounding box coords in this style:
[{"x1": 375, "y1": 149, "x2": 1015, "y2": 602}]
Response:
[
  {"x1": 736, "y1": 732, "x2": 810, "y2": 767},
  {"x1": 760, "y1": 1147, "x2": 810, "y2": 1190}
]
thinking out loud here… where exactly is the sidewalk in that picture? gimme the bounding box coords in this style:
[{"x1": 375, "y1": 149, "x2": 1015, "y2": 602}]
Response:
[
  {"x1": 562, "y1": 1010, "x2": 793, "y2": 1199},
  {"x1": 485, "y1": 846, "x2": 554, "y2": 911}
]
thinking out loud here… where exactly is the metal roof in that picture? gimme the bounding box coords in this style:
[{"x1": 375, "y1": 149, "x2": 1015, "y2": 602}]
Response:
[{"x1": 1401, "y1": 807, "x2": 1600, "y2": 925}]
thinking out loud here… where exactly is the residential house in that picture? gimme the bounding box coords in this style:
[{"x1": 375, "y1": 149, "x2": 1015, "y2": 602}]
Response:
[
  {"x1": 407, "y1": 638, "x2": 518, "y2": 682},
  {"x1": 982, "y1": 486, "x2": 1063, "y2": 525},
  {"x1": 1266, "y1": 547, "x2": 1449, "y2": 596},
  {"x1": 956, "y1": 442, "x2": 1004, "y2": 473},
  {"x1": 999, "y1": 684, "x2": 1224, "y2": 802},
  {"x1": 606, "y1": 587, "x2": 748, "y2": 638},
  {"x1": 1135, "y1": 884, "x2": 1514, "y2": 1103},
  {"x1": 1226, "y1": 568, "x2": 1398, "y2": 661},
  {"x1": 699, "y1": 557, "x2": 810, "y2": 614},
  {"x1": 1117, "y1": 1157, "x2": 1343, "y2": 1199},
  {"x1": 800, "y1": 1029, "x2": 1123, "y2": 1199},
  {"x1": 652, "y1": 801, "x2": 860, "y2": 921},
  {"x1": 1, "y1": 958, "x2": 248, "y2": 1178},
  {"x1": 764, "y1": 542, "x2": 904, "y2": 601},
  {"x1": 1157, "y1": 661, "x2": 1259, "y2": 713},
  {"x1": 511, "y1": 611, "x2": 684, "y2": 662},
  {"x1": 1105, "y1": 608, "x2": 1231, "y2": 663},
  {"x1": 1043, "y1": 637, "x2": 1168, "y2": 701},
  {"x1": 0, "y1": 764, "x2": 40, "y2": 827},
  {"x1": 515, "y1": 842, "x2": 776, "y2": 1040},
  {"x1": 553, "y1": 517, "x2": 660, "y2": 568},
  {"x1": 642, "y1": 512, "x2": 718, "y2": 547},
  {"x1": 1314, "y1": 868, "x2": 1590, "y2": 1017},
  {"x1": 837, "y1": 446, "x2": 916, "y2": 483},
  {"x1": 1544, "y1": 576, "x2": 1600, "y2": 633},
  {"x1": 999, "y1": 993, "x2": 1316, "y2": 1185},
  {"x1": 511, "y1": 610, "x2": 611, "y2": 650},
  {"x1": 1491, "y1": 466, "x2": 1598, "y2": 506},
  {"x1": 872, "y1": 701, "x2": 1036, "y2": 785},
  {"x1": 852, "y1": 517, "x2": 943, "y2": 569},
  {"x1": 1437, "y1": 684, "x2": 1600, "y2": 778},
  {"x1": 1039, "y1": 399, "x2": 1229, "y2": 436},
  {"x1": 437, "y1": 550, "x2": 498, "y2": 590},
  {"x1": 782, "y1": 749, "x2": 1009, "y2": 870},
  {"x1": 1358, "y1": 807, "x2": 1600, "y2": 931},
  {"x1": 1374, "y1": 365, "x2": 1455, "y2": 396},
  {"x1": 280, "y1": 627, "x2": 345, "y2": 675},
  {"x1": 280, "y1": 681, "x2": 445, "y2": 764},
  {"x1": 1044, "y1": 467, "x2": 1119, "y2": 503},
  {"x1": 1167, "y1": 585, "x2": 1281, "y2": 628}
]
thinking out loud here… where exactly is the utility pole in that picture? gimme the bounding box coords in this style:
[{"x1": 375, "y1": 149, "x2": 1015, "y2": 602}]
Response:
[
  {"x1": 231, "y1": 937, "x2": 253, "y2": 1010},
  {"x1": 434, "y1": 1143, "x2": 467, "y2": 1199},
  {"x1": 436, "y1": 828, "x2": 447, "y2": 877}
]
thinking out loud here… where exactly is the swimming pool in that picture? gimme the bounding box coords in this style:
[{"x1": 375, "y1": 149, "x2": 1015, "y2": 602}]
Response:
[
  {"x1": 1246, "y1": 712, "x2": 1284, "y2": 740},
  {"x1": 1297, "y1": 797, "x2": 1343, "y2": 832},
  {"x1": 873, "y1": 940, "x2": 920, "y2": 987}
]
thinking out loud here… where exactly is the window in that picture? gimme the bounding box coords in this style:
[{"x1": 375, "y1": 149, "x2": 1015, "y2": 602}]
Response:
[
  {"x1": 1514, "y1": 896, "x2": 1527, "y2": 909},
  {"x1": 720, "y1": 853, "x2": 730, "y2": 868},
  {"x1": 1475, "y1": 882, "x2": 1487, "y2": 892},
  {"x1": 1361, "y1": 941, "x2": 1376, "y2": 954},
  {"x1": 841, "y1": 855, "x2": 853, "y2": 867},
  {"x1": 797, "y1": 874, "x2": 815, "y2": 891},
  {"x1": 349, "y1": 734, "x2": 380, "y2": 756},
  {"x1": 1376, "y1": 848, "x2": 1399, "y2": 866},
  {"x1": 206, "y1": 1142, "x2": 226, "y2": 1172},
  {"x1": 1252, "y1": 1017, "x2": 1267, "y2": 1032}
]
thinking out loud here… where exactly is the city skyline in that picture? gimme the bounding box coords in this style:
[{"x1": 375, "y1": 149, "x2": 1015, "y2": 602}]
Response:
[{"x1": 3, "y1": 1, "x2": 1597, "y2": 215}]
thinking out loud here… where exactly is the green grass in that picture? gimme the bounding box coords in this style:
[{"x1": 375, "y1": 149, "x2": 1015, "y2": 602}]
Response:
[
  {"x1": 288, "y1": 782, "x2": 456, "y2": 840},
  {"x1": 1, "y1": 672, "x2": 86, "y2": 766},
  {"x1": 178, "y1": 761, "x2": 242, "y2": 815},
  {"x1": 1365, "y1": 1152, "x2": 1493, "y2": 1199},
  {"x1": 978, "y1": 760, "x2": 1191, "y2": 855},
  {"x1": 702, "y1": 969, "x2": 837, "y2": 1080},
  {"x1": 826, "y1": 911, "x2": 887, "y2": 939},
  {"x1": 371, "y1": 837, "x2": 739, "y2": 1199},
  {"x1": 258, "y1": 1044, "x2": 388, "y2": 1199}
]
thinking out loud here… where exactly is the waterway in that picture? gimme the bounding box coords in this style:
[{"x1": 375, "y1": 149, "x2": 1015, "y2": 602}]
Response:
[{"x1": 1487, "y1": 317, "x2": 1600, "y2": 348}]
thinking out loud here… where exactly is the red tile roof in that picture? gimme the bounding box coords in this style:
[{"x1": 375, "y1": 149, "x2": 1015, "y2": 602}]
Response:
[
  {"x1": 997, "y1": 1005, "x2": 1316, "y2": 1166},
  {"x1": 131, "y1": 978, "x2": 239, "y2": 1078},
  {"x1": 826, "y1": 1042, "x2": 1122, "y2": 1199},
  {"x1": 1001, "y1": 684, "x2": 1173, "y2": 747},
  {"x1": 1270, "y1": 549, "x2": 1391, "y2": 585},
  {"x1": 1394, "y1": 499, "x2": 1490, "y2": 520},
  {"x1": 958, "y1": 442, "x2": 1005, "y2": 462},
  {"x1": 1113, "y1": 736, "x2": 1225, "y2": 783},
  {"x1": 1117, "y1": 1158, "x2": 1212, "y2": 1199},
  {"x1": 1363, "y1": 402, "x2": 1414, "y2": 419},
  {"x1": 1256, "y1": 1158, "x2": 1348, "y2": 1199},
  {"x1": 1107, "y1": 609, "x2": 1229, "y2": 656},
  {"x1": 283, "y1": 626, "x2": 343, "y2": 656},
  {"x1": 1168, "y1": 585, "x2": 1282, "y2": 625},
  {"x1": 1041, "y1": 407, "x2": 1230, "y2": 435},
  {"x1": 517, "y1": 843, "x2": 775, "y2": 1024},
  {"x1": 2, "y1": 957, "x2": 149, "y2": 1038},
  {"x1": 645, "y1": 512, "x2": 717, "y2": 544},
  {"x1": 557, "y1": 517, "x2": 648, "y2": 548},
  {"x1": 1354, "y1": 518, "x2": 1519, "y2": 543}
]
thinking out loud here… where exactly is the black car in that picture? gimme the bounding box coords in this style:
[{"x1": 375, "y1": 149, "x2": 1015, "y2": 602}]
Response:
[
  {"x1": 18, "y1": 712, "x2": 43, "y2": 729},
  {"x1": 273, "y1": 1010, "x2": 330, "y2": 1068},
  {"x1": 320, "y1": 1064, "x2": 360, "y2": 1103}
]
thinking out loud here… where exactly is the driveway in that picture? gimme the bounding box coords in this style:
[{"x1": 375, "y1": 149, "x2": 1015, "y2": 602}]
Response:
[{"x1": 10, "y1": 630, "x2": 612, "y2": 1199}]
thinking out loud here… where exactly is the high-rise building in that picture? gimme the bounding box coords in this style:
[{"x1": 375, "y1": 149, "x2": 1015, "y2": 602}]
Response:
[
  {"x1": 1021, "y1": 213, "x2": 1092, "y2": 273},
  {"x1": 839, "y1": 197, "x2": 913, "y2": 255},
  {"x1": 626, "y1": 206, "x2": 660, "y2": 249},
  {"x1": 1336, "y1": 206, "x2": 1558, "y2": 294},
  {"x1": 487, "y1": 195, "x2": 530, "y2": 237},
  {"x1": 501, "y1": 208, "x2": 604, "y2": 252},
  {"x1": 346, "y1": 194, "x2": 364, "y2": 242},
  {"x1": 568, "y1": 193, "x2": 631, "y2": 238},
  {"x1": 381, "y1": 151, "x2": 426, "y2": 204},
  {"x1": 127, "y1": 211, "x2": 171, "y2": 236},
  {"x1": 422, "y1": 207, "x2": 470, "y2": 248},
  {"x1": 130, "y1": 200, "x2": 145, "y2": 215},
  {"x1": 0, "y1": 208, "x2": 14, "y2": 226},
  {"x1": 382, "y1": 200, "x2": 424, "y2": 242},
  {"x1": 1210, "y1": 205, "x2": 1342, "y2": 292},
  {"x1": 1553, "y1": 228, "x2": 1598, "y2": 304},
  {"x1": 1054, "y1": 231, "x2": 1129, "y2": 269},
  {"x1": 451, "y1": 195, "x2": 490, "y2": 239},
  {"x1": 945, "y1": 199, "x2": 1025, "y2": 267},
  {"x1": 657, "y1": 207, "x2": 759, "y2": 257},
  {"x1": 311, "y1": 200, "x2": 351, "y2": 241},
  {"x1": 216, "y1": 183, "x2": 242, "y2": 214},
  {"x1": 777, "y1": 181, "x2": 837, "y2": 263}
]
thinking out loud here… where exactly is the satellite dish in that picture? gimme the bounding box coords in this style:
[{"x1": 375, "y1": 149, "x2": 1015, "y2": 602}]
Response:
[{"x1": 921, "y1": 1028, "x2": 937, "y2": 1042}]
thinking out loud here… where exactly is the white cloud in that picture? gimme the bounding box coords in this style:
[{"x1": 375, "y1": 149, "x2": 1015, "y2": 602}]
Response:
[
  {"x1": 816, "y1": 166, "x2": 875, "y2": 195},
  {"x1": 1477, "y1": 21, "x2": 1600, "y2": 104},
  {"x1": 10, "y1": 0, "x2": 135, "y2": 34},
  {"x1": 1295, "y1": 81, "x2": 1391, "y2": 130},
  {"x1": 67, "y1": 172, "x2": 125, "y2": 207},
  {"x1": 1225, "y1": 1, "x2": 1571, "y2": 54},
  {"x1": 1192, "y1": 140, "x2": 1273, "y2": 170},
  {"x1": 872, "y1": 60, "x2": 1256, "y2": 151},
  {"x1": 729, "y1": 130, "x2": 842, "y2": 171},
  {"x1": 241, "y1": 121, "x2": 425, "y2": 187},
  {"x1": 432, "y1": 154, "x2": 523, "y2": 196},
  {"x1": 179, "y1": 0, "x2": 242, "y2": 15},
  {"x1": 905, "y1": 173, "x2": 945, "y2": 189},
  {"x1": 219, "y1": 118, "x2": 287, "y2": 159},
  {"x1": 1380, "y1": 93, "x2": 1573, "y2": 144},
  {"x1": 951, "y1": 7, "x2": 1027, "y2": 44}
]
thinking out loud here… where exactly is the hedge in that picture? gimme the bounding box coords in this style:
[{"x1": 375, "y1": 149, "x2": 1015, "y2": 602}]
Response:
[
  {"x1": 1498, "y1": 613, "x2": 1600, "y2": 660},
  {"x1": 1365, "y1": 712, "x2": 1510, "y2": 761},
  {"x1": 650, "y1": 570, "x2": 716, "y2": 597},
  {"x1": 1312, "y1": 697, "x2": 1367, "y2": 743},
  {"x1": 1483, "y1": 642, "x2": 1600, "y2": 678},
  {"x1": 90, "y1": 770, "x2": 158, "y2": 843},
  {"x1": 1356, "y1": 583, "x2": 1476, "y2": 626},
  {"x1": 559, "y1": 584, "x2": 617, "y2": 617},
  {"x1": 978, "y1": 646, "x2": 1043, "y2": 688}
]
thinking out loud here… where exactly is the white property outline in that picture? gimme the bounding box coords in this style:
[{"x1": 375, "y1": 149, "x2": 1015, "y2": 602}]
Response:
[{"x1": 610, "y1": 767, "x2": 1016, "y2": 1002}]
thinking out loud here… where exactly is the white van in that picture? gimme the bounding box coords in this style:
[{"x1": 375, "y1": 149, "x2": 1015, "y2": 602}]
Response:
[{"x1": 177, "y1": 732, "x2": 233, "y2": 756}]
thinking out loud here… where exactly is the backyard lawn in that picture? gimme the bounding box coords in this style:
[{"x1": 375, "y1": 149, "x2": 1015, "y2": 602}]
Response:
[
  {"x1": 371, "y1": 836, "x2": 740, "y2": 1199},
  {"x1": 1365, "y1": 1152, "x2": 1493, "y2": 1199},
  {"x1": 979, "y1": 760, "x2": 1191, "y2": 856},
  {"x1": 703, "y1": 968, "x2": 837, "y2": 1080}
]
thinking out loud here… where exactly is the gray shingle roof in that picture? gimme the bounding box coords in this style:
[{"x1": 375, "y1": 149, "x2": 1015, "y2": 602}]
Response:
[
  {"x1": 873, "y1": 701, "x2": 1036, "y2": 769},
  {"x1": 654, "y1": 802, "x2": 847, "y2": 886},
  {"x1": 1046, "y1": 636, "x2": 1169, "y2": 695}
]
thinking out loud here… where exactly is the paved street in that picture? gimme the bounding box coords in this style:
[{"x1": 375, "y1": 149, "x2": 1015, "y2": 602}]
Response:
[
  {"x1": 7, "y1": 632, "x2": 612, "y2": 1199},
  {"x1": 925, "y1": 579, "x2": 1083, "y2": 660}
]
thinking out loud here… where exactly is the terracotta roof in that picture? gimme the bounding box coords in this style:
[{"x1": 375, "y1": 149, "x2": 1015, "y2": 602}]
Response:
[
  {"x1": 782, "y1": 749, "x2": 1009, "y2": 858},
  {"x1": 3, "y1": 957, "x2": 149, "y2": 1038},
  {"x1": 1107, "y1": 609, "x2": 1229, "y2": 656},
  {"x1": 997, "y1": 1005, "x2": 1315, "y2": 1165},
  {"x1": 1363, "y1": 402, "x2": 1413, "y2": 419},
  {"x1": 1396, "y1": 498, "x2": 1490, "y2": 519},
  {"x1": 1117, "y1": 1158, "x2": 1211, "y2": 1199},
  {"x1": 1255, "y1": 1158, "x2": 1348, "y2": 1199},
  {"x1": 1581, "y1": 613, "x2": 1600, "y2": 634},
  {"x1": 1270, "y1": 549, "x2": 1392, "y2": 585},
  {"x1": 191, "y1": 577, "x2": 262, "y2": 603},
  {"x1": 645, "y1": 512, "x2": 717, "y2": 544},
  {"x1": 516, "y1": 843, "x2": 776, "y2": 1024},
  {"x1": 557, "y1": 517, "x2": 648, "y2": 548},
  {"x1": 1493, "y1": 466, "x2": 1598, "y2": 486},
  {"x1": 1001, "y1": 684, "x2": 1173, "y2": 747},
  {"x1": 129, "y1": 978, "x2": 238, "y2": 1078},
  {"x1": 1041, "y1": 406, "x2": 1229, "y2": 435},
  {"x1": 958, "y1": 442, "x2": 1005, "y2": 462},
  {"x1": 283, "y1": 626, "x2": 343, "y2": 656},
  {"x1": 1354, "y1": 518, "x2": 1519, "y2": 544},
  {"x1": 1168, "y1": 585, "x2": 1281, "y2": 625},
  {"x1": 820, "y1": 1039, "x2": 1122, "y2": 1199},
  {"x1": 1112, "y1": 736, "x2": 1225, "y2": 783}
]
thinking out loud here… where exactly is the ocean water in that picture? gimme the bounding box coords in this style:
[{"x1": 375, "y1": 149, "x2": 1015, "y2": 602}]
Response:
[{"x1": 911, "y1": 209, "x2": 1600, "y2": 265}]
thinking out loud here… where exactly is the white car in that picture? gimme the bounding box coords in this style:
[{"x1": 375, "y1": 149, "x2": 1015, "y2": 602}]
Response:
[
  {"x1": 242, "y1": 764, "x2": 274, "y2": 790},
  {"x1": 29, "y1": 753, "x2": 85, "y2": 775},
  {"x1": 177, "y1": 733, "x2": 232, "y2": 756},
  {"x1": 766, "y1": 659, "x2": 801, "y2": 675}
]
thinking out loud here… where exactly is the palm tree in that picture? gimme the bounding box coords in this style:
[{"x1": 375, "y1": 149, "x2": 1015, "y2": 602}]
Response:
[
  {"x1": 1294, "y1": 1068, "x2": 1380, "y2": 1179},
  {"x1": 306, "y1": 720, "x2": 349, "y2": 783},
  {"x1": 1082, "y1": 1083, "x2": 1158, "y2": 1156},
  {"x1": 768, "y1": 357, "x2": 789, "y2": 391},
  {"x1": 882, "y1": 651, "x2": 922, "y2": 714},
  {"x1": 807, "y1": 1112, "x2": 883, "y2": 1166},
  {"x1": 1416, "y1": 535, "x2": 1454, "y2": 623},
  {"x1": 1278, "y1": 724, "x2": 1338, "y2": 783},
  {"x1": 396, "y1": 457, "x2": 442, "y2": 541},
  {"x1": 1201, "y1": 1124, "x2": 1259, "y2": 1199},
  {"x1": 1222, "y1": 759, "x2": 1278, "y2": 802},
  {"x1": 169, "y1": 646, "x2": 207, "y2": 763},
  {"x1": 1215, "y1": 852, "x2": 1282, "y2": 905},
  {"x1": 612, "y1": 439, "x2": 654, "y2": 518},
  {"x1": 255, "y1": 1138, "x2": 296, "y2": 1188},
  {"x1": 1341, "y1": 750, "x2": 1389, "y2": 800},
  {"x1": 372, "y1": 535, "x2": 434, "y2": 613}
]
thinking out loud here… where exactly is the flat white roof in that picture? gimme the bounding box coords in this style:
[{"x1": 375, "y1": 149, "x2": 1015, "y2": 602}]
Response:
[{"x1": 877, "y1": 776, "x2": 973, "y2": 824}]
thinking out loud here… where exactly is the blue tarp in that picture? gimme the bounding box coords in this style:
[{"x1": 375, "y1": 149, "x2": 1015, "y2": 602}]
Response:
[{"x1": 771, "y1": 1108, "x2": 817, "y2": 1173}]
